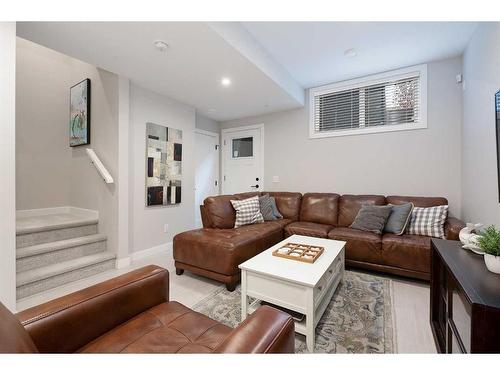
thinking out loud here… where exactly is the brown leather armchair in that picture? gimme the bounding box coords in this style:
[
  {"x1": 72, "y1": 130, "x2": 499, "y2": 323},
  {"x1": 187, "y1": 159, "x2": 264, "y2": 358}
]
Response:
[{"x1": 0, "y1": 266, "x2": 295, "y2": 354}]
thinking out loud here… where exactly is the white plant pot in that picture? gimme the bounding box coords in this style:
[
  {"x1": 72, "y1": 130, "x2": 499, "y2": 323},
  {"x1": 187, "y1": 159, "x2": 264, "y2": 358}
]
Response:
[{"x1": 484, "y1": 254, "x2": 500, "y2": 274}]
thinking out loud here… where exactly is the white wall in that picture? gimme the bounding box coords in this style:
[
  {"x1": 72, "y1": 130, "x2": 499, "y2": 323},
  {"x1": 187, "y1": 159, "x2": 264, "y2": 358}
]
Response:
[
  {"x1": 0, "y1": 22, "x2": 17, "y2": 311},
  {"x1": 16, "y1": 38, "x2": 120, "y2": 257},
  {"x1": 462, "y1": 23, "x2": 500, "y2": 227},
  {"x1": 129, "y1": 84, "x2": 196, "y2": 254},
  {"x1": 221, "y1": 57, "x2": 463, "y2": 217}
]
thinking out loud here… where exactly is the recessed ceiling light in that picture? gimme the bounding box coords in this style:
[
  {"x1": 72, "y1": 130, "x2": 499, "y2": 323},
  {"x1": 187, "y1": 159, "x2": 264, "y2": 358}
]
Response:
[
  {"x1": 154, "y1": 40, "x2": 169, "y2": 52},
  {"x1": 221, "y1": 77, "x2": 231, "y2": 87},
  {"x1": 344, "y1": 48, "x2": 357, "y2": 58}
]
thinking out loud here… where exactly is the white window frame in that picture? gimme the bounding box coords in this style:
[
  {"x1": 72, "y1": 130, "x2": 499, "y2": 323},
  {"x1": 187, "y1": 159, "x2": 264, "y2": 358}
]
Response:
[{"x1": 309, "y1": 64, "x2": 428, "y2": 139}]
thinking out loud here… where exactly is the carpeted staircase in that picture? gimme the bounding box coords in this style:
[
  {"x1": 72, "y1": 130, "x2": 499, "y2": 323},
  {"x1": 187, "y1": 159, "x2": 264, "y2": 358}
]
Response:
[{"x1": 16, "y1": 212, "x2": 116, "y2": 299}]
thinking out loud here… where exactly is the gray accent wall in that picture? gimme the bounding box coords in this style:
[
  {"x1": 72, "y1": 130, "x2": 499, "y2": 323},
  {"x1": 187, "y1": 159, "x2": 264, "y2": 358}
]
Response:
[
  {"x1": 221, "y1": 57, "x2": 463, "y2": 216},
  {"x1": 462, "y1": 23, "x2": 500, "y2": 227}
]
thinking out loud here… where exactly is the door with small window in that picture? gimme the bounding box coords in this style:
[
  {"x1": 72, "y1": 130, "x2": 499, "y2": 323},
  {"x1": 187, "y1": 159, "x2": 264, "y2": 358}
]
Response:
[{"x1": 221, "y1": 125, "x2": 264, "y2": 195}]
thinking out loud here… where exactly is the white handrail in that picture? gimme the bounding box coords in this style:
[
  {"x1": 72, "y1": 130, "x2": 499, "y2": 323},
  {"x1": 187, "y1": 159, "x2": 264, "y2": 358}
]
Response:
[{"x1": 86, "y1": 148, "x2": 114, "y2": 184}]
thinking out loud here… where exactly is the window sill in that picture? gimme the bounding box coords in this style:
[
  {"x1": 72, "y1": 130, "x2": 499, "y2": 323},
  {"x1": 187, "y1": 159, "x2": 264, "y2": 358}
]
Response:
[{"x1": 309, "y1": 122, "x2": 427, "y2": 139}]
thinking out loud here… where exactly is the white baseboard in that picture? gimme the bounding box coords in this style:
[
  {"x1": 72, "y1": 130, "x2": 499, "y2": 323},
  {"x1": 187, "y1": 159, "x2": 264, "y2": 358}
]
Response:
[
  {"x1": 115, "y1": 257, "x2": 131, "y2": 269},
  {"x1": 17, "y1": 206, "x2": 98, "y2": 220},
  {"x1": 115, "y1": 241, "x2": 172, "y2": 269}
]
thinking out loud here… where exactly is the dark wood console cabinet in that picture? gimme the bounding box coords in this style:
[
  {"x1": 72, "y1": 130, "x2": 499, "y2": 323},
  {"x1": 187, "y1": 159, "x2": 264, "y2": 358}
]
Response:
[{"x1": 430, "y1": 239, "x2": 500, "y2": 353}]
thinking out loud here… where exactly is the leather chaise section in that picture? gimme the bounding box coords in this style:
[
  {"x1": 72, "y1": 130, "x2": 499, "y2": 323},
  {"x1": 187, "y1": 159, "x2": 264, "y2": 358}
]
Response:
[{"x1": 173, "y1": 223, "x2": 283, "y2": 276}]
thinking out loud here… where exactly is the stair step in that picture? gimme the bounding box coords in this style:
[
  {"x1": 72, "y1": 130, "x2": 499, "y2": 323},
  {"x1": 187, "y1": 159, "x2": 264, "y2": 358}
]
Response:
[
  {"x1": 16, "y1": 234, "x2": 107, "y2": 272},
  {"x1": 16, "y1": 252, "x2": 116, "y2": 299},
  {"x1": 16, "y1": 217, "x2": 99, "y2": 235},
  {"x1": 16, "y1": 222, "x2": 98, "y2": 248}
]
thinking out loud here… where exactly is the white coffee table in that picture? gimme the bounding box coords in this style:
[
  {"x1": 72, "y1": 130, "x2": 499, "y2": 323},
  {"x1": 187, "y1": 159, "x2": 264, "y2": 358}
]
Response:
[{"x1": 239, "y1": 234, "x2": 346, "y2": 352}]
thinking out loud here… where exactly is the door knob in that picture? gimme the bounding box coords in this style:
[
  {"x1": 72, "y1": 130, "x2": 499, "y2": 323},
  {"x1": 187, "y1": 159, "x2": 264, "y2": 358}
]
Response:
[{"x1": 251, "y1": 184, "x2": 259, "y2": 188}]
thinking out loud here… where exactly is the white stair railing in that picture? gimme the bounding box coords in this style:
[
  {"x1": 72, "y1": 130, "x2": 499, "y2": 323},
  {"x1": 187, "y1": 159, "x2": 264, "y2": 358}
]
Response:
[{"x1": 86, "y1": 148, "x2": 114, "y2": 184}]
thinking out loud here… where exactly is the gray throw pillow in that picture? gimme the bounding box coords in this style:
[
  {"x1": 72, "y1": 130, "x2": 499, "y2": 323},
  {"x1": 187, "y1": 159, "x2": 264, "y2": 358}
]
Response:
[
  {"x1": 350, "y1": 205, "x2": 392, "y2": 235},
  {"x1": 270, "y1": 197, "x2": 283, "y2": 219},
  {"x1": 384, "y1": 203, "x2": 414, "y2": 235},
  {"x1": 259, "y1": 195, "x2": 283, "y2": 221}
]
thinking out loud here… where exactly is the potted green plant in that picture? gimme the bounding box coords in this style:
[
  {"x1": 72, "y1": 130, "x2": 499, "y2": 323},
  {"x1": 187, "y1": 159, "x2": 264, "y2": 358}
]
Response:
[{"x1": 477, "y1": 226, "x2": 500, "y2": 274}]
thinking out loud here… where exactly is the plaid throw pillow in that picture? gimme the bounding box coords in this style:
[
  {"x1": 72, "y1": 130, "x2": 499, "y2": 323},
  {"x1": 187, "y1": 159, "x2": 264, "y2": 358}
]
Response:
[
  {"x1": 230, "y1": 196, "x2": 264, "y2": 228},
  {"x1": 407, "y1": 205, "x2": 448, "y2": 239}
]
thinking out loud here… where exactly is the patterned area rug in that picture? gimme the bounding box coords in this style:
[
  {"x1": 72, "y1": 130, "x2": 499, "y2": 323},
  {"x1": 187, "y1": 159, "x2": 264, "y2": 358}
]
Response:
[{"x1": 193, "y1": 270, "x2": 396, "y2": 353}]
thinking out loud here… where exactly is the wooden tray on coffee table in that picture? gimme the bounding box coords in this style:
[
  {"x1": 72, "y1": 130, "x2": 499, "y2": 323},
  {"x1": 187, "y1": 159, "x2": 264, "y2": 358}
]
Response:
[{"x1": 272, "y1": 242, "x2": 324, "y2": 263}]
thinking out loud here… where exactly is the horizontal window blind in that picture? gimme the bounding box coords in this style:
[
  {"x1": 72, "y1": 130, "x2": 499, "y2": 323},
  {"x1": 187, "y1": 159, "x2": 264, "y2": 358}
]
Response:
[{"x1": 313, "y1": 75, "x2": 420, "y2": 133}]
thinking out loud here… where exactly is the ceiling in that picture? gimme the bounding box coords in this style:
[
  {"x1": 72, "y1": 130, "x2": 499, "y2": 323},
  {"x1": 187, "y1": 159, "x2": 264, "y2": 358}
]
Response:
[
  {"x1": 242, "y1": 22, "x2": 478, "y2": 88},
  {"x1": 16, "y1": 22, "x2": 303, "y2": 121},
  {"x1": 17, "y1": 22, "x2": 479, "y2": 122}
]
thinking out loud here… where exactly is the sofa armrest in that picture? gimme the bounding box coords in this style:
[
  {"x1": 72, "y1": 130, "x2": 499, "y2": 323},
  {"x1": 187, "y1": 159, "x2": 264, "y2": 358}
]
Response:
[
  {"x1": 16, "y1": 265, "x2": 169, "y2": 353},
  {"x1": 215, "y1": 306, "x2": 295, "y2": 353},
  {"x1": 445, "y1": 216, "x2": 466, "y2": 241}
]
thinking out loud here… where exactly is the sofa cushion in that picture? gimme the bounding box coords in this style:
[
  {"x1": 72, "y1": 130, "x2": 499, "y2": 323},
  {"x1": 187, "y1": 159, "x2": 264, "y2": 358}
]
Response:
[
  {"x1": 204, "y1": 192, "x2": 261, "y2": 229},
  {"x1": 262, "y1": 192, "x2": 302, "y2": 221},
  {"x1": 299, "y1": 193, "x2": 340, "y2": 226},
  {"x1": 79, "y1": 302, "x2": 231, "y2": 353},
  {"x1": 338, "y1": 195, "x2": 386, "y2": 227},
  {"x1": 328, "y1": 227, "x2": 382, "y2": 264},
  {"x1": 350, "y1": 205, "x2": 392, "y2": 234},
  {"x1": 386, "y1": 196, "x2": 448, "y2": 208},
  {"x1": 382, "y1": 234, "x2": 431, "y2": 273},
  {"x1": 284, "y1": 222, "x2": 333, "y2": 238},
  {"x1": 173, "y1": 223, "x2": 283, "y2": 276}
]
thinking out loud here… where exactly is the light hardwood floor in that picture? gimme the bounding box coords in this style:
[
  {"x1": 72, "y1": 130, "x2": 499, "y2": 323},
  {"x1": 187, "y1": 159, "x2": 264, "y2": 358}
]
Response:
[{"x1": 16, "y1": 252, "x2": 436, "y2": 353}]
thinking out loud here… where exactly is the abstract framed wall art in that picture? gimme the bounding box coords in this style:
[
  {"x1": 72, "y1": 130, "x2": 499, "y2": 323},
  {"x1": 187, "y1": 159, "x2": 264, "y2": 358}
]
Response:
[
  {"x1": 69, "y1": 78, "x2": 91, "y2": 147},
  {"x1": 146, "y1": 122, "x2": 182, "y2": 206}
]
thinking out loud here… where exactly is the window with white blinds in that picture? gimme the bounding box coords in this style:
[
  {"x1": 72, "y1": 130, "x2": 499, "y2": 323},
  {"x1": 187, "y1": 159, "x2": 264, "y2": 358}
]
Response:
[{"x1": 309, "y1": 65, "x2": 427, "y2": 138}]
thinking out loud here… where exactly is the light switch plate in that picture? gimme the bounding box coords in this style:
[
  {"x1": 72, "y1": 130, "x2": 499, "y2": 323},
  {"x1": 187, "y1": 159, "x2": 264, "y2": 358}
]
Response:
[{"x1": 272, "y1": 176, "x2": 280, "y2": 183}]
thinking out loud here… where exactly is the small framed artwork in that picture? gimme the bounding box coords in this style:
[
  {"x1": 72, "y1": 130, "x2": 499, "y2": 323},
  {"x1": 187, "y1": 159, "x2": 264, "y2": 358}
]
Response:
[
  {"x1": 69, "y1": 78, "x2": 91, "y2": 147},
  {"x1": 496, "y1": 90, "x2": 500, "y2": 201},
  {"x1": 146, "y1": 122, "x2": 183, "y2": 206}
]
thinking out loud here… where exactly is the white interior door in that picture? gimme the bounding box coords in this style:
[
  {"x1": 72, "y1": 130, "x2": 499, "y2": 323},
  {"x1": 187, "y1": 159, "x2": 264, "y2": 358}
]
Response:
[
  {"x1": 195, "y1": 130, "x2": 220, "y2": 227},
  {"x1": 222, "y1": 124, "x2": 264, "y2": 195}
]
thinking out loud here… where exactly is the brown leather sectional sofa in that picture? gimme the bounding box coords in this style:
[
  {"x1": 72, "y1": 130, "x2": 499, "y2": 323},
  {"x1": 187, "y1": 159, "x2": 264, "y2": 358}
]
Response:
[
  {"x1": 0, "y1": 265, "x2": 294, "y2": 353},
  {"x1": 174, "y1": 192, "x2": 465, "y2": 291}
]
